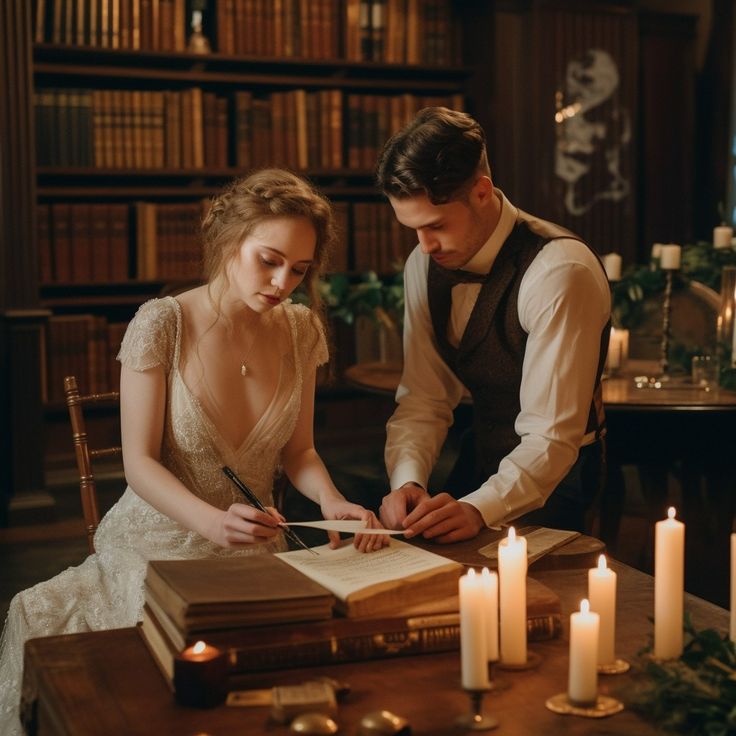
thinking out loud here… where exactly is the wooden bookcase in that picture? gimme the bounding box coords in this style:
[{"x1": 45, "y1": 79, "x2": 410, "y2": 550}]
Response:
[{"x1": 0, "y1": 0, "x2": 477, "y2": 503}]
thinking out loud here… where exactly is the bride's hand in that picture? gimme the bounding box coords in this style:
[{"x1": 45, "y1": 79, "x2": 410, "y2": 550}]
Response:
[
  {"x1": 320, "y1": 498, "x2": 389, "y2": 553},
  {"x1": 211, "y1": 503, "x2": 284, "y2": 548}
]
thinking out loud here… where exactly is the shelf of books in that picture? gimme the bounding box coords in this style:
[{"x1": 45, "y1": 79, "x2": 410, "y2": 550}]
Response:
[{"x1": 31, "y1": 0, "x2": 469, "y2": 409}]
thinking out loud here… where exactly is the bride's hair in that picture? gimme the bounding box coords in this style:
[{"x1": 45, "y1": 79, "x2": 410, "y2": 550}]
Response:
[{"x1": 201, "y1": 168, "x2": 336, "y2": 321}]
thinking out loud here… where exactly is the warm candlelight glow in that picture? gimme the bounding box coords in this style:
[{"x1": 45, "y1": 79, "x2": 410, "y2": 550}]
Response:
[
  {"x1": 499, "y1": 526, "x2": 527, "y2": 665},
  {"x1": 581, "y1": 598, "x2": 590, "y2": 614},
  {"x1": 192, "y1": 640, "x2": 206, "y2": 655},
  {"x1": 655, "y1": 508, "x2": 685, "y2": 658},
  {"x1": 588, "y1": 556, "x2": 617, "y2": 666}
]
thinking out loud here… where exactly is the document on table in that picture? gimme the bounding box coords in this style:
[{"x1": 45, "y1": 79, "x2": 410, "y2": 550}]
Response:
[{"x1": 280, "y1": 520, "x2": 404, "y2": 535}]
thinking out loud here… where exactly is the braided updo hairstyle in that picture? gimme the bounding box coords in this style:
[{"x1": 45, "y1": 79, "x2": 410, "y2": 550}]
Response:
[{"x1": 201, "y1": 168, "x2": 335, "y2": 321}]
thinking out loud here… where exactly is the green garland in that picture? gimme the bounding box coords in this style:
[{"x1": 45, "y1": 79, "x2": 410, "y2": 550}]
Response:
[
  {"x1": 611, "y1": 243, "x2": 736, "y2": 388},
  {"x1": 623, "y1": 615, "x2": 736, "y2": 736}
]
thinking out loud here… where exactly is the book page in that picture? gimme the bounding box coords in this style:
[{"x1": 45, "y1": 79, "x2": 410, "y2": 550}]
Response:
[{"x1": 275, "y1": 538, "x2": 459, "y2": 601}]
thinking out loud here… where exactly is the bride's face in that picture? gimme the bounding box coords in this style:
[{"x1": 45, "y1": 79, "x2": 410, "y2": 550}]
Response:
[{"x1": 228, "y1": 216, "x2": 316, "y2": 313}]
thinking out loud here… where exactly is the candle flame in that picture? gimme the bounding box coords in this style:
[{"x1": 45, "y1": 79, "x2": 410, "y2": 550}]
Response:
[
  {"x1": 481, "y1": 567, "x2": 491, "y2": 578},
  {"x1": 598, "y1": 554, "x2": 607, "y2": 571},
  {"x1": 508, "y1": 526, "x2": 516, "y2": 543},
  {"x1": 667, "y1": 507, "x2": 676, "y2": 520},
  {"x1": 468, "y1": 567, "x2": 476, "y2": 578},
  {"x1": 192, "y1": 640, "x2": 206, "y2": 655},
  {"x1": 581, "y1": 599, "x2": 590, "y2": 614}
]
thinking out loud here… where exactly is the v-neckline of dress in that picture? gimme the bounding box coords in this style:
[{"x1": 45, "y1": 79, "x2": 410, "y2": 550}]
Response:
[{"x1": 167, "y1": 296, "x2": 295, "y2": 457}]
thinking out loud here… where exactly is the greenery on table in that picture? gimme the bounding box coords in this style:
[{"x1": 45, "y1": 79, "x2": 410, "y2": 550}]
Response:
[
  {"x1": 624, "y1": 615, "x2": 736, "y2": 736},
  {"x1": 611, "y1": 242, "x2": 736, "y2": 387}
]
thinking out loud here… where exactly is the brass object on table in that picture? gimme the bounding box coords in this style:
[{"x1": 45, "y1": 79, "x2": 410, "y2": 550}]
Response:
[
  {"x1": 290, "y1": 712, "x2": 339, "y2": 735},
  {"x1": 357, "y1": 709, "x2": 411, "y2": 735},
  {"x1": 545, "y1": 692, "x2": 624, "y2": 717}
]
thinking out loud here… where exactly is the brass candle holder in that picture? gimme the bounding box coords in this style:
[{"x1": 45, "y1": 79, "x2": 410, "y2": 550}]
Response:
[{"x1": 456, "y1": 688, "x2": 499, "y2": 731}]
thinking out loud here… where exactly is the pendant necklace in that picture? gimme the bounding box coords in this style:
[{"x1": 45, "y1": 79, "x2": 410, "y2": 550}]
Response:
[{"x1": 238, "y1": 320, "x2": 262, "y2": 377}]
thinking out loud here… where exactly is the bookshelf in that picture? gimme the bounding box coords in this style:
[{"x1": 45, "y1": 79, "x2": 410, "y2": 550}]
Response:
[{"x1": 0, "y1": 0, "x2": 479, "y2": 511}]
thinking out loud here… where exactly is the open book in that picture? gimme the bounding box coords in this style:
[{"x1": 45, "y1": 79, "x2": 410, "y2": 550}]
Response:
[{"x1": 275, "y1": 537, "x2": 463, "y2": 618}]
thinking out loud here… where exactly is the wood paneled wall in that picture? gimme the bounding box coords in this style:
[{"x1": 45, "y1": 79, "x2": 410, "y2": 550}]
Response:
[{"x1": 0, "y1": 0, "x2": 47, "y2": 518}]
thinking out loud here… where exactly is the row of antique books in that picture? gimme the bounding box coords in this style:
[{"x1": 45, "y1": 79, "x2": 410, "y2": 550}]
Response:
[
  {"x1": 35, "y1": 87, "x2": 462, "y2": 170},
  {"x1": 33, "y1": 0, "x2": 187, "y2": 50},
  {"x1": 138, "y1": 540, "x2": 563, "y2": 685},
  {"x1": 33, "y1": 0, "x2": 460, "y2": 65},
  {"x1": 38, "y1": 200, "x2": 415, "y2": 285},
  {"x1": 44, "y1": 314, "x2": 127, "y2": 401}
]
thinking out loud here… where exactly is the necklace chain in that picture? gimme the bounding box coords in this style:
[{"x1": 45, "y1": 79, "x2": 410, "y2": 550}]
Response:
[{"x1": 238, "y1": 319, "x2": 262, "y2": 377}]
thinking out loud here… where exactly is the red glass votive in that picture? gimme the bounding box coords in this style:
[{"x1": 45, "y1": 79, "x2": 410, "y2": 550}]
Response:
[{"x1": 173, "y1": 640, "x2": 228, "y2": 708}]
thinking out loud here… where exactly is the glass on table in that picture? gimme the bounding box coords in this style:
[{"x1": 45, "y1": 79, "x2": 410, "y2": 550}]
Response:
[{"x1": 691, "y1": 355, "x2": 719, "y2": 390}]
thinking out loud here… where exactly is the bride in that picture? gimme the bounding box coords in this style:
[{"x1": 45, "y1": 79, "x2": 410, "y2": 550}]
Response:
[{"x1": 0, "y1": 169, "x2": 384, "y2": 734}]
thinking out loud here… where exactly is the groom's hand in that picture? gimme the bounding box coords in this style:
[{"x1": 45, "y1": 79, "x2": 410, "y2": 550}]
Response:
[
  {"x1": 379, "y1": 482, "x2": 429, "y2": 530},
  {"x1": 402, "y1": 494, "x2": 484, "y2": 543}
]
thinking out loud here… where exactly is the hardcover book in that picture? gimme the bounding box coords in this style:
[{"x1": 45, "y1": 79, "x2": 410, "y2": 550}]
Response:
[
  {"x1": 144, "y1": 555, "x2": 335, "y2": 632},
  {"x1": 139, "y1": 574, "x2": 561, "y2": 681}
]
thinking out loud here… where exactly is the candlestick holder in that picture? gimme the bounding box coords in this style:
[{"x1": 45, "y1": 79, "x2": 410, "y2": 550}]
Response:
[
  {"x1": 455, "y1": 688, "x2": 499, "y2": 731},
  {"x1": 633, "y1": 268, "x2": 674, "y2": 389},
  {"x1": 597, "y1": 658, "x2": 630, "y2": 675},
  {"x1": 545, "y1": 692, "x2": 624, "y2": 718}
]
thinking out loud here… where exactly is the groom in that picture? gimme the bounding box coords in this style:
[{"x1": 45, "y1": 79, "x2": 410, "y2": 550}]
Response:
[{"x1": 376, "y1": 107, "x2": 611, "y2": 542}]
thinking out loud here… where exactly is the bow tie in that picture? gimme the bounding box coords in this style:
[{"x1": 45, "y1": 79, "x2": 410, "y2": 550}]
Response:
[{"x1": 434, "y1": 264, "x2": 490, "y2": 286}]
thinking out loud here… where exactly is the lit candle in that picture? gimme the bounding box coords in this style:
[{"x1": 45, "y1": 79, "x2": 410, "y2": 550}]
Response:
[
  {"x1": 173, "y1": 640, "x2": 229, "y2": 708},
  {"x1": 499, "y1": 526, "x2": 527, "y2": 665},
  {"x1": 659, "y1": 244, "x2": 681, "y2": 270},
  {"x1": 650, "y1": 243, "x2": 663, "y2": 270},
  {"x1": 459, "y1": 568, "x2": 490, "y2": 689},
  {"x1": 481, "y1": 567, "x2": 499, "y2": 662},
  {"x1": 606, "y1": 328, "x2": 624, "y2": 371},
  {"x1": 654, "y1": 507, "x2": 685, "y2": 659},
  {"x1": 714, "y1": 225, "x2": 733, "y2": 250},
  {"x1": 731, "y1": 533, "x2": 736, "y2": 643},
  {"x1": 568, "y1": 599, "x2": 600, "y2": 706},
  {"x1": 602, "y1": 252, "x2": 622, "y2": 281},
  {"x1": 588, "y1": 555, "x2": 617, "y2": 666}
]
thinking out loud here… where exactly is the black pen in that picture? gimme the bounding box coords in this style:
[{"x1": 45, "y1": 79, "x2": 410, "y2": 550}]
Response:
[{"x1": 222, "y1": 466, "x2": 318, "y2": 555}]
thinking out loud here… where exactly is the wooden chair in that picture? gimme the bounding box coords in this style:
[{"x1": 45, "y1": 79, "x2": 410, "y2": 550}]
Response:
[{"x1": 63, "y1": 375, "x2": 122, "y2": 553}]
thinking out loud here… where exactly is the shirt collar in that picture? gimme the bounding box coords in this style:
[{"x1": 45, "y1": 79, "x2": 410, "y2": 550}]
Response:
[{"x1": 463, "y1": 189, "x2": 518, "y2": 274}]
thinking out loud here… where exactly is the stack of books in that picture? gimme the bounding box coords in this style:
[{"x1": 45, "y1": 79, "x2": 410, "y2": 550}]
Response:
[{"x1": 139, "y1": 539, "x2": 561, "y2": 684}]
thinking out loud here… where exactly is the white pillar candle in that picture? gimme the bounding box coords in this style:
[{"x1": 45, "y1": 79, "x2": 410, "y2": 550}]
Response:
[
  {"x1": 459, "y1": 568, "x2": 490, "y2": 689},
  {"x1": 730, "y1": 533, "x2": 736, "y2": 643},
  {"x1": 714, "y1": 225, "x2": 733, "y2": 250},
  {"x1": 499, "y1": 526, "x2": 527, "y2": 665},
  {"x1": 568, "y1": 599, "x2": 600, "y2": 706},
  {"x1": 602, "y1": 252, "x2": 622, "y2": 281},
  {"x1": 654, "y1": 507, "x2": 685, "y2": 659},
  {"x1": 606, "y1": 328, "x2": 629, "y2": 372},
  {"x1": 480, "y1": 567, "x2": 499, "y2": 662},
  {"x1": 588, "y1": 554, "x2": 617, "y2": 665},
  {"x1": 659, "y1": 244, "x2": 681, "y2": 270}
]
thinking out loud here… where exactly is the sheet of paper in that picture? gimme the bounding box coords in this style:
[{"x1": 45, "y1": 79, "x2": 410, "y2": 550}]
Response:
[
  {"x1": 477, "y1": 527, "x2": 580, "y2": 565},
  {"x1": 280, "y1": 520, "x2": 403, "y2": 535},
  {"x1": 275, "y1": 538, "x2": 458, "y2": 600}
]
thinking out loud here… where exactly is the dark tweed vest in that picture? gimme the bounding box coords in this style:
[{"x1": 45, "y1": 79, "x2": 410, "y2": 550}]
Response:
[{"x1": 427, "y1": 210, "x2": 610, "y2": 482}]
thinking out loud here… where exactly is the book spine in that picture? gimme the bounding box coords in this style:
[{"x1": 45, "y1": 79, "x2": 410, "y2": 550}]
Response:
[{"x1": 227, "y1": 614, "x2": 559, "y2": 673}]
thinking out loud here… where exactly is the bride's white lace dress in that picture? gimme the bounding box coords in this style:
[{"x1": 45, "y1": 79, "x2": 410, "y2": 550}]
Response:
[{"x1": 0, "y1": 296, "x2": 326, "y2": 735}]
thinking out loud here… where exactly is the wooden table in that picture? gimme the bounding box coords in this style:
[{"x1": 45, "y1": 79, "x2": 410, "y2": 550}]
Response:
[
  {"x1": 344, "y1": 361, "x2": 736, "y2": 604},
  {"x1": 21, "y1": 561, "x2": 728, "y2": 735}
]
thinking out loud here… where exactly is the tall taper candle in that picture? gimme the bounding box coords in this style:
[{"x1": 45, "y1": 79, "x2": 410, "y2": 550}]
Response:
[
  {"x1": 588, "y1": 555, "x2": 616, "y2": 665},
  {"x1": 654, "y1": 507, "x2": 685, "y2": 659},
  {"x1": 481, "y1": 567, "x2": 499, "y2": 662},
  {"x1": 568, "y1": 599, "x2": 600, "y2": 706},
  {"x1": 499, "y1": 526, "x2": 527, "y2": 665},
  {"x1": 459, "y1": 568, "x2": 490, "y2": 689},
  {"x1": 731, "y1": 533, "x2": 736, "y2": 643}
]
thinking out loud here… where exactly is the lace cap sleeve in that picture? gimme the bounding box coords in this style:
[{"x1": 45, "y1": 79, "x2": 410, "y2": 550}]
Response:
[
  {"x1": 291, "y1": 304, "x2": 329, "y2": 368},
  {"x1": 117, "y1": 298, "x2": 178, "y2": 372}
]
